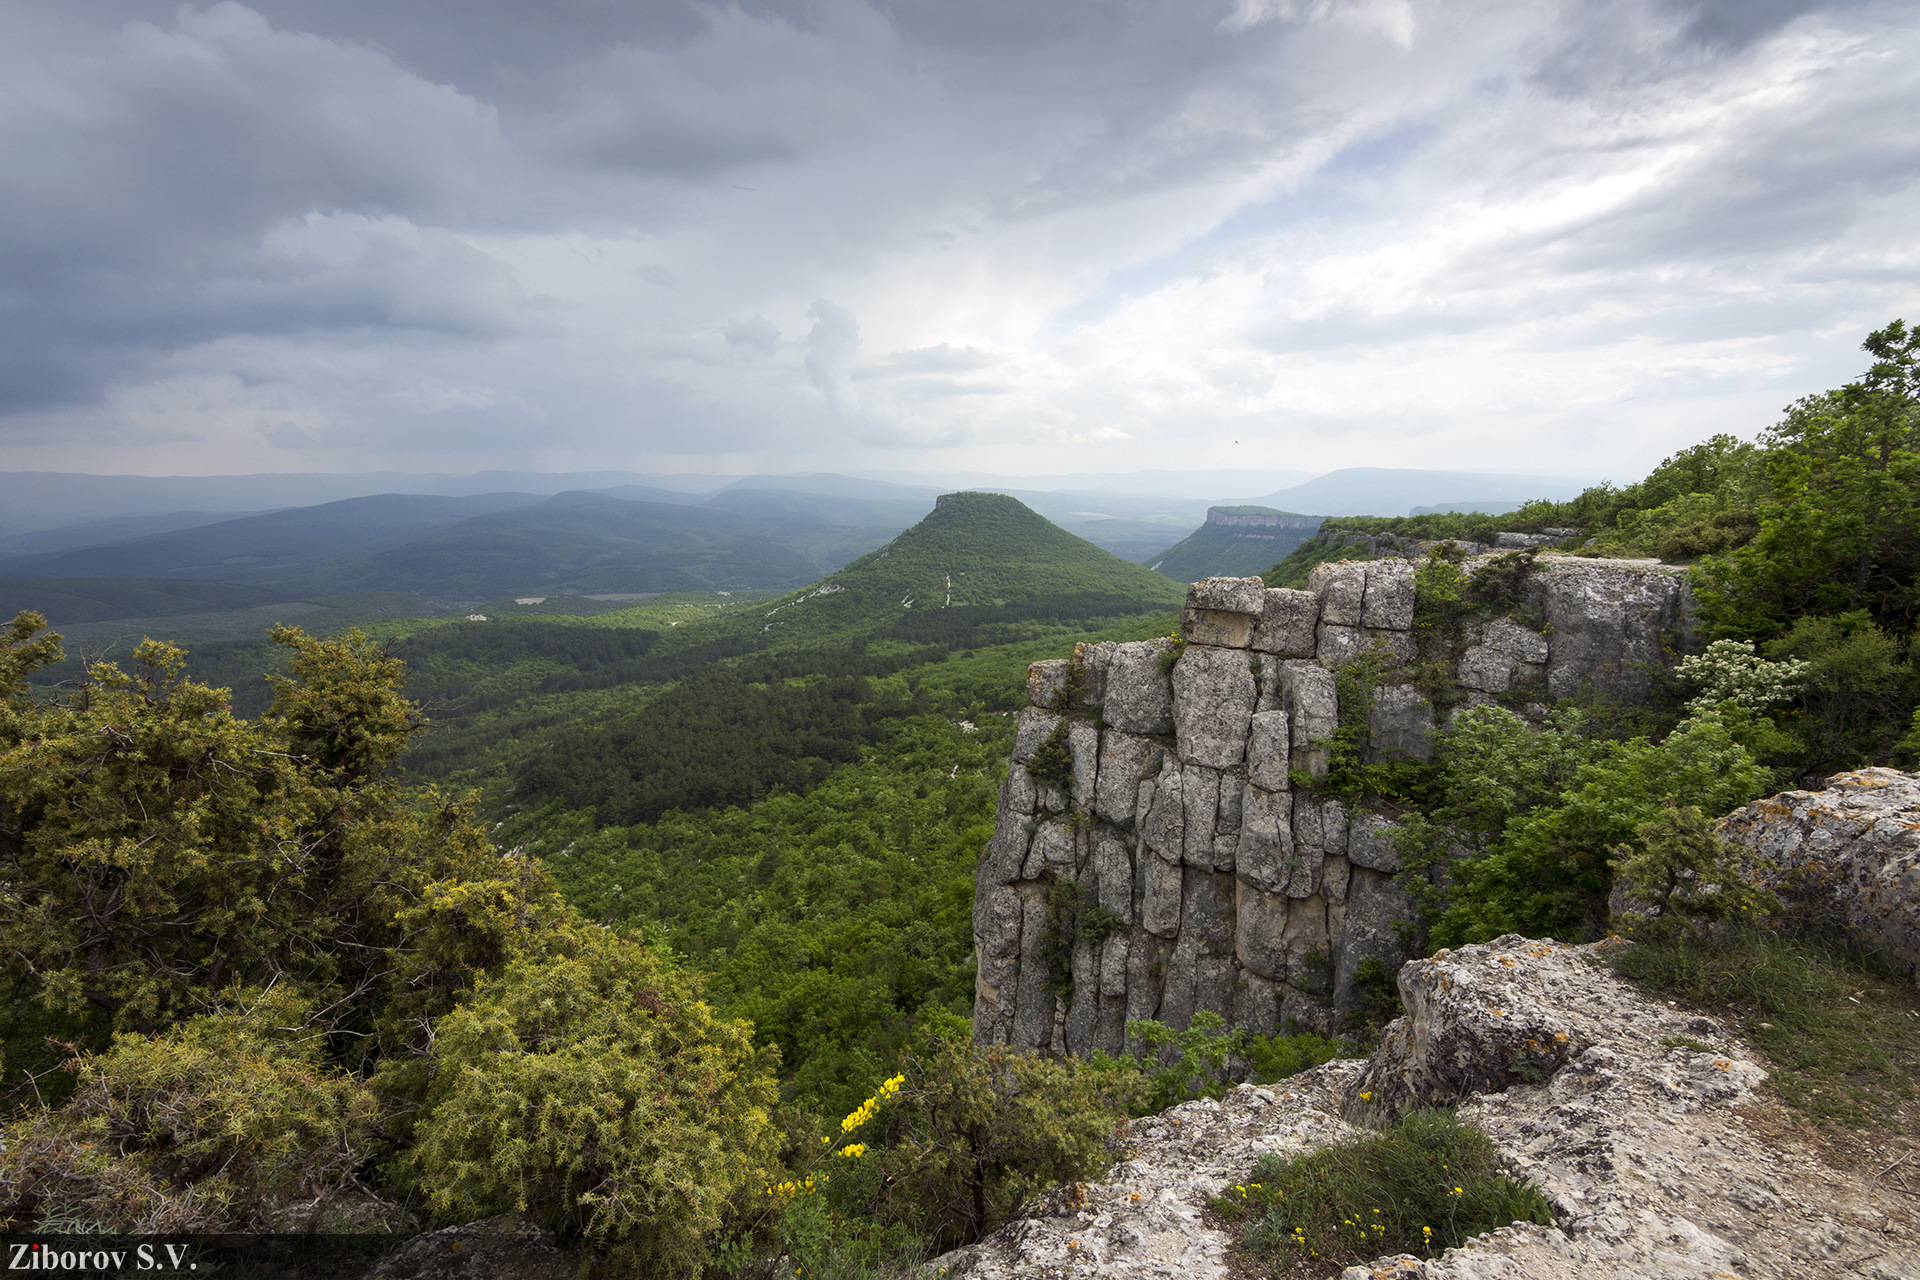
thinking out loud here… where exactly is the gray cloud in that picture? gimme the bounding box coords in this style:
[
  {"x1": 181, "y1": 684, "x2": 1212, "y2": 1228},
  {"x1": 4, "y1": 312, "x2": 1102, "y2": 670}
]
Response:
[{"x1": 0, "y1": 0, "x2": 1915, "y2": 478}]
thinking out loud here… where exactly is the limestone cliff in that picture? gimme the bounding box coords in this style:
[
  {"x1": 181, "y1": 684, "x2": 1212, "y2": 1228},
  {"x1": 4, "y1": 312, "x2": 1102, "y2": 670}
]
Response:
[{"x1": 971, "y1": 554, "x2": 1695, "y2": 1051}]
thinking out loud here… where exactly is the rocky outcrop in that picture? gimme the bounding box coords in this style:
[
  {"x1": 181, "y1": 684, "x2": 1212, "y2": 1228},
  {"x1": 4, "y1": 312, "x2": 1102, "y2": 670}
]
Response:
[
  {"x1": 1716, "y1": 767, "x2": 1920, "y2": 986},
  {"x1": 938, "y1": 938, "x2": 1919, "y2": 1280},
  {"x1": 360, "y1": 1212, "x2": 588, "y2": 1280},
  {"x1": 1305, "y1": 525, "x2": 1587, "y2": 562},
  {"x1": 1205, "y1": 509, "x2": 1322, "y2": 531},
  {"x1": 972, "y1": 557, "x2": 1694, "y2": 1049}
]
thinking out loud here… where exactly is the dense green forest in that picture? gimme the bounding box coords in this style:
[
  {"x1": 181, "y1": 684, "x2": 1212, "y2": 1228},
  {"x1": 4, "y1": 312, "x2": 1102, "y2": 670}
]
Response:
[{"x1": 4, "y1": 327, "x2": 1920, "y2": 1275}]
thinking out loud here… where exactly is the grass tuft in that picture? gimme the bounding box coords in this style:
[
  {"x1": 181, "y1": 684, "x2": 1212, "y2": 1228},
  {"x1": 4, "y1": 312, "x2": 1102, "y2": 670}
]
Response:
[
  {"x1": 1608, "y1": 922, "x2": 1920, "y2": 1130},
  {"x1": 1213, "y1": 1108, "x2": 1552, "y2": 1277}
]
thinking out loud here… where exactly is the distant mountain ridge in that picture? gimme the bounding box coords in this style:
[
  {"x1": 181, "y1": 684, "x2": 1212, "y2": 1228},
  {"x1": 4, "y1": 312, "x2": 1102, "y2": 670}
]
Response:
[{"x1": 1145, "y1": 505, "x2": 1325, "y2": 582}]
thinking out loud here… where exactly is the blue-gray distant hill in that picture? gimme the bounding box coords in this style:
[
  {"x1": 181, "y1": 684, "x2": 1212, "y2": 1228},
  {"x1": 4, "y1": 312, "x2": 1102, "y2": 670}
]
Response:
[
  {"x1": 1144, "y1": 507, "x2": 1323, "y2": 581},
  {"x1": 0, "y1": 487, "x2": 940, "y2": 624},
  {"x1": 1249, "y1": 468, "x2": 1592, "y2": 517}
]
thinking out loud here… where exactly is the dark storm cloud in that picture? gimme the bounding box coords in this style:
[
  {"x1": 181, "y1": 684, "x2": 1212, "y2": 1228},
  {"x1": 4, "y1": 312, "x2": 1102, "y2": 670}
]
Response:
[
  {"x1": 0, "y1": 0, "x2": 1915, "y2": 477},
  {"x1": 0, "y1": 2, "x2": 513, "y2": 410}
]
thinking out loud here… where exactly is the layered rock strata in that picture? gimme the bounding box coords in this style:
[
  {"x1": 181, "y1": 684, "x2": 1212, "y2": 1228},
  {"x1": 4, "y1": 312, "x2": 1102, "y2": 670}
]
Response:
[
  {"x1": 972, "y1": 556, "x2": 1694, "y2": 1050},
  {"x1": 938, "y1": 938, "x2": 1918, "y2": 1280}
]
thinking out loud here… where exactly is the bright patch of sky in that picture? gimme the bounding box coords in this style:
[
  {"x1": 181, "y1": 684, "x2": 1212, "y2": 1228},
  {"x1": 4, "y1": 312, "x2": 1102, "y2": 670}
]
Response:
[{"x1": 0, "y1": 0, "x2": 1913, "y2": 481}]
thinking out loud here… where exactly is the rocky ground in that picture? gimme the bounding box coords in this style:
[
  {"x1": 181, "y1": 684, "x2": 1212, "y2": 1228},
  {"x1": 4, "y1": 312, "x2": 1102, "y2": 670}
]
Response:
[{"x1": 930, "y1": 937, "x2": 1919, "y2": 1280}]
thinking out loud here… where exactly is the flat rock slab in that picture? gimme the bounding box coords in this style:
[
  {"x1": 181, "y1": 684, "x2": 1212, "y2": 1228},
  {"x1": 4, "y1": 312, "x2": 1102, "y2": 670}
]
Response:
[
  {"x1": 929, "y1": 1064, "x2": 1363, "y2": 1279},
  {"x1": 947, "y1": 938, "x2": 1919, "y2": 1280}
]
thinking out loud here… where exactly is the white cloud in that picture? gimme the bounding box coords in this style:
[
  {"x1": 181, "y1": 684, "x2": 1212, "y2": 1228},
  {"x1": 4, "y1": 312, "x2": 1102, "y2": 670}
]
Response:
[{"x1": 0, "y1": 0, "x2": 1913, "y2": 480}]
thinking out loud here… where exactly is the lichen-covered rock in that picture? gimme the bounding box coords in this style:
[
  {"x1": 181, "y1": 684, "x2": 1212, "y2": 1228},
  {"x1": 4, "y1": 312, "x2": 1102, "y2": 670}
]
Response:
[
  {"x1": 1366, "y1": 683, "x2": 1434, "y2": 763},
  {"x1": 1274, "y1": 660, "x2": 1337, "y2": 780},
  {"x1": 1251, "y1": 587, "x2": 1319, "y2": 656},
  {"x1": 950, "y1": 937, "x2": 1919, "y2": 1280},
  {"x1": 1027, "y1": 658, "x2": 1070, "y2": 708},
  {"x1": 1362, "y1": 559, "x2": 1417, "y2": 630},
  {"x1": 1310, "y1": 560, "x2": 1369, "y2": 626},
  {"x1": 363, "y1": 1212, "x2": 586, "y2": 1280},
  {"x1": 1101, "y1": 639, "x2": 1177, "y2": 735},
  {"x1": 1171, "y1": 646, "x2": 1257, "y2": 768},
  {"x1": 1245, "y1": 709, "x2": 1291, "y2": 792},
  {"x1": 1141, "y1": 854, "x2": 1183, "y2": 939},
  {"x1": 1094, "y1": 730, "x2": 1161, "y2": 827},
  {"x1": 1528, "y1": 557, "x2": 1692, "y2": 701},
  {"x1": 1458, "y1": 615, "x2": 1551, "y2": 693},
  {"x1": 1717, "y1": 766, "x2": 1920, "y2": 985},
  {"x1": 1182, "y1": 576, "x2": 1266, "y2": 648},
  {"x1": 926, "y1": 1072, "x2": 1361, "y2": 1280}
]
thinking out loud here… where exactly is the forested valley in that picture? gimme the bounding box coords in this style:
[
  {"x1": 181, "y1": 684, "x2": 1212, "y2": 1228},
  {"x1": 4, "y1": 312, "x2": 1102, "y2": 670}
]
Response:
[{"x1": 3, "y1": 327, "x2": 1920, "y2": 1276}]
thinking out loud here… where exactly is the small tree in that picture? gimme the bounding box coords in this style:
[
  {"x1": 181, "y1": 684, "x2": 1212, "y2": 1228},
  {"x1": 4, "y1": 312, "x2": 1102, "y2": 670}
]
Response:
[{"x1": 1610, "y1": 800, "x2": 1781, "y2": 927}]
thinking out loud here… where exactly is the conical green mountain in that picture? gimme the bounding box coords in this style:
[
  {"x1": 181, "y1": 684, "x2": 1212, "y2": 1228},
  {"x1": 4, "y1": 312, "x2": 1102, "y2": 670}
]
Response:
[{"x1": 752, "y1": 490, "x2": 1186, "y2": 641}]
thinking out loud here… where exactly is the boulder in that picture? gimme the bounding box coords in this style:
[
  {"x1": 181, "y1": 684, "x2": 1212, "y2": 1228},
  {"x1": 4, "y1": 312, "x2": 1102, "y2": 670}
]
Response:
[
  {"x1": 1315, "y1": 621, "x2": 1366, "y2": 670},
  {"x1": 1308, "y1": 560, "x2": 1368, "y2": 626},
  {"x1": 1011, "y1": 706, "x2": 1063, "y2": 763},
  {"x1": 1101, "y1": 639, "x2": 1178, "y2": 735},
  {"x1": 1137, "y1": 762, "x2": 1184, "y2": 862},
  {"x1": 363, "y1": 1213, "x2": 585, "y2": 1280},
  {"x1": 1142, "y1": 851, "x2": 1184, "y2": 938},
  {"x1": 1251, "y1": 587, "x2": 1319, "y2": 656},
  {"x1": 1027, "y1": 658, "x2": 1070, "y2": 708},
  {"x1": 1235, "y1": 784, "x2": 1293, "y2": 895},
  {"x1": 1179, "y1": 764, "x2": 1222, "y2": 866},
  {"x1": 1529, "y1": 557, "x2": 1692, "y2": 701},
  {"x1": 1345, "y1": 811, "x2": 1401, "y2": 873},
  {"x1": 1171, "y1": 646, "x2": 1257, "y2": 768},
  {"x1": 1182, "y1": 577, "x2": 1266, "y2": 649},
  {"x1": 1716, "y1": 766, "x2": 1920, "y2": 985},
  {"x1": 1235, "y1": 881, "x2": 1292, "y2": 980},
  {"x1": 1329, "y1": 866, "x2": 1412, "y2": 1013},
  {"x1": 1361, "y1": 559, "x2": 1416, "y2": 630},
  {"x1": 1068, "y1": 719, "x2": 1100, "y2": 811}
]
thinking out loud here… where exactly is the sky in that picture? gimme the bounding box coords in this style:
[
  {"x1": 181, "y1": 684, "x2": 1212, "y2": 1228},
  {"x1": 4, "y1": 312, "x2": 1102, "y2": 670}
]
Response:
[{"x1": 1, "y1": 0, "x2": 1915, "y2": 484}]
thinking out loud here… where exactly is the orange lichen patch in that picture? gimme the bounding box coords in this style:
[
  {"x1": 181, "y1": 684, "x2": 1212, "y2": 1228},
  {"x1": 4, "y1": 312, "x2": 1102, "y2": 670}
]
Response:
[
  {"x1": 1553, "y1": 1031, "x2": 1570, "y2": 1044},
  {"x1": 1714, "y1": 1059, "x2": 1734, "y2": 1072},
  {"x1": 1497, "y1": 954, "x2": 1517, "y2": 968}
]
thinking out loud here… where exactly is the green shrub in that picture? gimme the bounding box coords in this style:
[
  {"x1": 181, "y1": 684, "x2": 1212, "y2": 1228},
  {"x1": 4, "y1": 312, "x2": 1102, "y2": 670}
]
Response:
[
  {"x1": 403, "y1": 926, "x2": 779, "y2": 1277},
  {"x1": 1609, "y1": 800, "x2": 1781, "y2": 925},
  {"x1": 1214, "y1": 1108, "x2": 1552, "y2": 1274},
  {"x1": 851, "y1": 1037, "x2": 1148, "y2": 1252},
  {"x1": 0, "y1": 988, "x2": 381, "y2": 1233},
  {"x1": 1122, "y1": 1013, "x2": 1339, "y2": 1112},
  {"x1": 1026, "y1": 718, "x2": 1075, "y2": 788}
]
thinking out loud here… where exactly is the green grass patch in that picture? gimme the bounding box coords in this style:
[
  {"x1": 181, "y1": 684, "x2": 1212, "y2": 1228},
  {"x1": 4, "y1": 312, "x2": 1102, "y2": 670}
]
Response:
[
  {"x1": 1608, "y1": 923, "x2": 1920, "y2": 1130},
  {"x1": 1214, "y1": 1108, "x2": 1553, "y2": 1276}
]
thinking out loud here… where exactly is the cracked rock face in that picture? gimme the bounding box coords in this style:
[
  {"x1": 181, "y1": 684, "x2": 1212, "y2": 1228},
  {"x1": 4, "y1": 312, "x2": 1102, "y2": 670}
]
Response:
[
  {"x1": 941, "y1": 938, "x2": 1918, "y2": 1280},
  {"x1": 1716, "y1": 766, "x2": 1920, "y2": 987}
]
